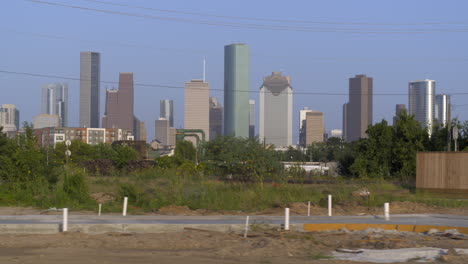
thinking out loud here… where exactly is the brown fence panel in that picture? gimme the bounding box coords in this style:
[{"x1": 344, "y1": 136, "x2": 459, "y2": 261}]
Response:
[{"x1": 416, "y1": 152, "x2": 468, "y2": 195}]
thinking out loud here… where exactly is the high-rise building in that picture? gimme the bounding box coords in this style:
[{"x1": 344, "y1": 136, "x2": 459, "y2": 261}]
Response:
[
  {"x1": 0, "y1": 104, "x2": 20, "y2": 132},
  {"x1": 160, "y1": 99, "x2": 174, "y2": 127},
  {"x1": 33, "y1": 114, "x2": 60, "y2": 129},
  {"x1": 185, "y1": 79, "x2": 210, "y2": 141},
  {"x1": 393, "y1": 104, "x2": 407, "y2": 125},
  {"x1": 155, "y1": 118, "x2": 169, "y2": 146},
  {"x1": 344, "y1": 74, "x2": 373, "y2": 142},
  {"x1": 408, "y1": 80, "x2": 435, "y2": 134},
  {"x1": 224, "y1": 43, "x2": 250, "y2": 138},
  {"x1": 209, "y1": 97, "x2": 223, "y2": 140},
  {"x1": 249, "y1": 100, "x2": 255, "y2": 138},
  {"x1": 138, "y1": 121, "x2": 147, "y2": 142},
  {"x1": 102, "y1": 73, "x2": 134, "y2": 132},
  {"x1": 41, "y1": 83, "x2": 68, "y2": 127},
  {"x1": 305, "y1": 111, "x2": 324, "y2": 145},
  {"x1": 80, "y1": 51, "x2": 100, "y2": 128},
  {"x1": 435, "y1": 94, "x2": 451, "y2": 127},
  {"x1": 259, "y1": 72, "x2": 293, "y2": 147},
  {"x1": 299, "y1": 107, "x2": 313, "y2": 147},
  {"x1": 342, "y1": 103, "x2": 348, "y2": 141}
]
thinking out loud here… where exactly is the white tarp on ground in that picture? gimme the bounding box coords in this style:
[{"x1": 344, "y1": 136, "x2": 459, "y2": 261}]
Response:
[{"x1": 333, "y1": 247, "x2": 468, "y2": 263}]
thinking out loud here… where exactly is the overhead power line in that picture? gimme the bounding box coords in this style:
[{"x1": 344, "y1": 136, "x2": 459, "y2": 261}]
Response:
[
  {"x1": 2, "y1": 69, "x2": 468, "y2": 96},
  {"x1": 5, "y1": 27, "x2": 468, "y2": 62},
  {"x1": 26, "y1": 0, "x2": 468, "y2": 34},
  {"x1": 78, "y1": 0, "x2": 468, "y2": 26}
]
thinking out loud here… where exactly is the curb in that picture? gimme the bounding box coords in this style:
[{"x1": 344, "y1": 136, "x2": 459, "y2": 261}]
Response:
[{"x1": 303, "y1": 223, "x2": 468, "y2": 234}]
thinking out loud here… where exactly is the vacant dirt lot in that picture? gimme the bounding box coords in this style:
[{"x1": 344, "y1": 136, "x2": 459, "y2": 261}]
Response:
[{"x1": 0, "y1": 228, "x2": 466, "y2": 264}]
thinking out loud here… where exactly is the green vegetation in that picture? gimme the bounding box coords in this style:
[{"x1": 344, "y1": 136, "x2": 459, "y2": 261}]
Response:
[{"x1": 0, "y1": 116, "x2": 467, "y2": 212}]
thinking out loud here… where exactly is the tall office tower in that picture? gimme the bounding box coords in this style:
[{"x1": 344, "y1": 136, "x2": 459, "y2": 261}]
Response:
[
  {"x1": 259, "y1": 72, "x2": 293, "y2": 147},
  {"x1": 435, "y1": 94, "x2": 451, "y2": 127},
  {"x1": 299, "y1": 107, "x2": 313, "y2": 147},
  {"x1": 185, "y1": 79, "x2": 210, "y2": 141},
  {"x1": 224, "y1": 43, "x2": 250, "y2": 137},
  {"x1": 305, "y1": 111, "x2": 325, "y2": 145},
  {"x1": 80, "y1": 51, "x2": 100, "y2": 128},
  {"x1": 155, "y1": 118, "x2": 176, "y2": 147},
  {"x1": 408, "y1": 80, "x2": 435, "y2": 134},
  {"x1": 209, "y1": 97, "x2": 223, "y2": 140},
  {"x1": 342, "y1": 103, "x2": 348, "y2": 141},
  {"x1": 33, "y1": 114, "x2": 60, "y2": 129},
  {"x1": 345, "y1": 75, "x2": 373, "y2": 142},
  {"x1": 160, "y1": 99, "x2": 174, "y2": 127},
  {"x1": 0, "y1": 104, "x2": 20, "y2": 132},
  {"x1": 393, "y1": 104, "x2": 407, "y2": 125},
  {"x1": 138, "y1": 121, "x2": 147, "y2": 141},
  {"x1": 41, "y1": 83, "x2": 68, "y2": 127},
  {"x1": 249, "y1": 100, "x2": 255, "y2": 138},
  {"x1": 102, "y1": 73, "x2": 135, "y2": 132}
]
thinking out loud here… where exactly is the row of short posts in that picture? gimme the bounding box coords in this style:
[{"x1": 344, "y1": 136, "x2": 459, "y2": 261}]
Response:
[
  {"x1": 61, "y1": 197, "x2": 129, "y2": 232},
  {"x1": 282, "y1": 195, "x2": 391, "y2": 231},
  {"x1": 62, "y1": 196, "x2": 391, "y2": 233}
]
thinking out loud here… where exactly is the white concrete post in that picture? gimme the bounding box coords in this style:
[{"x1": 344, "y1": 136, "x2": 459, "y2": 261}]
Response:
[
  {"x1": 384, "y1": 203, "x2": 390, "y2": 220},
  {"x1": 63, "y1": 208, "x2": 68, "y2": 232},
  {"x1": 98, "y1": 203, "x2": 102, "y2": 216},
  {"x1": 284, "y1": 208, "x2": 290, "y2": 231},
  {"x1": 243, "y1": 216, "x2": 249, "y2": 238},
  {"x1": 307, "y1": 201, "x2": 311, "y2": 217},
  {"x1": 328, "y1": 195, "x2": 332, "y2": 217},
  {"x1": 123, "y1": 197, "x2": 128, "y2": 216}
]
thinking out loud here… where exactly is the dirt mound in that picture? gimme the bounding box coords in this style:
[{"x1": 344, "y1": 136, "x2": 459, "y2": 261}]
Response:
[{"x1": 90, "y1": 192, "x2": 116, "y2": 204}]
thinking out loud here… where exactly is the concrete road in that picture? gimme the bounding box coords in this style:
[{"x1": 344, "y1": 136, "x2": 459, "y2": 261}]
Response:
[{"x1": 0, "y1": 214, "x2": 466, "y2": 234}]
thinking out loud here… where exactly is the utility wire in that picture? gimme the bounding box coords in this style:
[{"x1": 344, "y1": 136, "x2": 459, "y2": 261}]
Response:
[
  {"x1": 5, "y1": 27, "x2": 468, "y2": 63},
  {"x1": 77, "y1": 0, "x2": 468, "y2": 26},
  {"x1": 2, "y1": 69, "x2": 468, "y2": 96},
  {"x1": 26, "y1": 0, "x2": 468, "y2": 34}
]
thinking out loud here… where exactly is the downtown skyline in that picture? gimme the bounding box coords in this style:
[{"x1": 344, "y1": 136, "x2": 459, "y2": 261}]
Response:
[{"x1": 1, "y1": 1, "x2": 468, "y2": 143}]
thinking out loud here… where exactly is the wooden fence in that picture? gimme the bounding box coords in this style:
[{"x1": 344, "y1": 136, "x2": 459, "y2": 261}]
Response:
[{"x1": 416, "y1": 152, "x2": 468, "y2": 197}]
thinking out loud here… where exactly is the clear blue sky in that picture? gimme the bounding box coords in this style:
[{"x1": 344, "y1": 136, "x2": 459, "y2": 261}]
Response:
[{"x1": 1, "y1": 0, "x2": 468, "y2": 143}]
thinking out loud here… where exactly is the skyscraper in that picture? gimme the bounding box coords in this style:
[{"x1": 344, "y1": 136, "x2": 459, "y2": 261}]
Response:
[
  {"x1": 408, "y1": 80, "x2": 435, "y2": 134},
  {"x1": 299, "y1": 107, "x2": 313, "y2": 147},
  {"x1": 185, "y1": 79, "x2": 210, "y2": 141},
  {"x1": 249, "y1": 100, "x2": 255, "y2": 138},
  {"x1": 102, "y1": 73, "x2": 134, "y2": 132},
  {"x1": 33, "y1": 114, "x2": 60, "y2": 129},
  {"x1": 393, "y1": 104, "x2": 407, "y2": 125},
  {"x1": 342, "y1": 103, "x2": 348, "y2": 141},
  {"x1": 160, "y1": 99, "x2": 174, "y2": 127},
  {"x1": 209, "y1": 97, "x2": 223, "y2": 140},
  {"x1": 80, "y1": 51, "x2": 100, "y2": 128},
  {"x1": 435, "y1": 94, "x2": 451, "y2": 127},
  {"x1": 224, "y1": 43, "x2": 249, "y2": 138},
  {"x1": 345, "y1": 75, "x2": 373, "y2": 142},
  {"x1": 259, "y1": 72, "x2": 293, "y2": 147},
  {"x1": 41, "y1": 83, "x2": 68, "y2": 127},
  {"x1": 0, "y1": 104, "x2": 20, "y2": 132},
  {"x1": 305, "y1": 111, "x2": 325, "y2": 145}
]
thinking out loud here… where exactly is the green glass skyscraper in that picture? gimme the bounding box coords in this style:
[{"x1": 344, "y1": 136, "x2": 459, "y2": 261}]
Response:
[{"x1": 224, "y1": 44, "x2": 250, "y2": 137}]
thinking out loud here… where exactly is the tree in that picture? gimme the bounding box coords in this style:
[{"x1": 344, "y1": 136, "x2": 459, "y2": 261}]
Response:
[
  {"x1": 174, "y1": 140, "x2": 197, "y2": 162},
  {"x1": 112, "y1": 144, "x2": 139, "y2": 169},
  {"x1": 350, "y1": 120, "x2": 394, "y2": 178},
  {"x1": 203, "y1": 136, "x2": 283, "y2": 185},
  {"x1": 391, "y1": 112, "x2": 427, "y2": 181}
]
